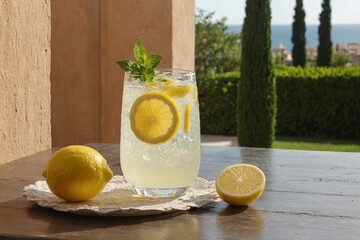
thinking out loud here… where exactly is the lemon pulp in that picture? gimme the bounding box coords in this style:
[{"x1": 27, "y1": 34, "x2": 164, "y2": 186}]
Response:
[{"x1": 215, "y1": 164, "x2": 266, "y2": 206}]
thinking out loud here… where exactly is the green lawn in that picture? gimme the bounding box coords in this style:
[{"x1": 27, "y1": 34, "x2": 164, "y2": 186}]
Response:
[{"x1": 272, "y1": 136, "x2": 360, "y2": 152}]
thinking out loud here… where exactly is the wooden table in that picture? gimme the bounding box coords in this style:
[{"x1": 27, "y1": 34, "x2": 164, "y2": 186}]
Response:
[{"x1": 1, "y1": 143, "x2": 359, "y2": 239}]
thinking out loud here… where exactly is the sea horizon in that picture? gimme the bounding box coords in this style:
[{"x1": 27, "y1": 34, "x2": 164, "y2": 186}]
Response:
[{"x1": 227, "y1": 24, "x2": 360, "y2": 50}]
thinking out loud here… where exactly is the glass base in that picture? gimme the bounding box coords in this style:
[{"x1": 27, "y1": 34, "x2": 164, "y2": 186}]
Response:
[{"x1": 133, "y1": 186, "x2": 189, "y2": 198}]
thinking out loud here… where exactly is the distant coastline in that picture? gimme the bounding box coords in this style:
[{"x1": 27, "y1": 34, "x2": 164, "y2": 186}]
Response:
[{"x1": 227, "y1": 24, "x2": 360, "y2": 50}]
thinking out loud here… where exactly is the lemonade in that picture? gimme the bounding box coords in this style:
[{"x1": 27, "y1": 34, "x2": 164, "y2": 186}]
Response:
[{"x1": 120, "y1": 70, "x2": 201, "y2": 197}]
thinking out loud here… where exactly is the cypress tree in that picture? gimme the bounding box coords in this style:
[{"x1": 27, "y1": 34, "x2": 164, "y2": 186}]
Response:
[
  {"x1": 292, "y1": 0, "x2": 306, "y2": 67},
  {"x1": 317, "y1": 0, "x2": 332, "y2": 66},
  {"x1": 237, "y1": 0, "x2": 276, "y2": 148}
]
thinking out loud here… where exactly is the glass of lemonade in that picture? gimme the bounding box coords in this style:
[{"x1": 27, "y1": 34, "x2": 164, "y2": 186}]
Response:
[{"x1": 120, "y1": 69, "x2": 201, "y2": 197}]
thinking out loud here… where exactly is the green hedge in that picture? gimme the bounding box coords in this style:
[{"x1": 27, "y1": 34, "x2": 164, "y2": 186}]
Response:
[
  {"x1": 198, "y1": 72, "x2": 239, "y2": 135},
  {"x1": 197, "y1": 67, "x2": 360, "y2": 140}
]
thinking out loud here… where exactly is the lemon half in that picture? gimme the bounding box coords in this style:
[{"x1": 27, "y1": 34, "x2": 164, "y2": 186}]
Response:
[
  {"x1": 215, "y1": 164, "x2": 266, "y2": 206},
  {"x1": 130, "y1": 92, "x2": 181, "y2": 144}
]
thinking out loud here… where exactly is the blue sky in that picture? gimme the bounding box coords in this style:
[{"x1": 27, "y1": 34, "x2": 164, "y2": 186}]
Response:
[{"x1": 195, "y1": 0, "x2": 360, "y2": 25}]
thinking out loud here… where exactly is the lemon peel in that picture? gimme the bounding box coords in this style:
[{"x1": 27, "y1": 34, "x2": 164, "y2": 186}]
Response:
[{"x1": 42, "y1": 145, "x2": 113, "y2": 202}]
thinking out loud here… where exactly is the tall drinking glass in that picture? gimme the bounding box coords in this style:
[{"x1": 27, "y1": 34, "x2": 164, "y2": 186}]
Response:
[{"x1": 120, "y1": 69, "x2": 200, "y2": 197}]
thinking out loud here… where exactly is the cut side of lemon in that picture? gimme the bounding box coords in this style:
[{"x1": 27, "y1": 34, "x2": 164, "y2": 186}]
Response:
[
  {"x1": 130, "y1": 92, "x2": 180, "y2": 144},
  {"x1": 184, "y1": 104, "x2": 192, "y2": 133},
  {"x1": 163, "y1": 80, "x2": 192, "y2": 98},
  {"x1": 215, "y1": 164, "x2": 266, "y2": 206}
]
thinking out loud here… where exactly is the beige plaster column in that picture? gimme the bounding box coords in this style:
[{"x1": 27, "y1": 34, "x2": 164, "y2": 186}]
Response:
[
  {"x1": 51, "y1": 0, "x2": 195, "y2": 146},
  {"x1": 0, "y1": 0, "x2": 51, "y2": 164},
  {"x1": 172, "y1": 0, "x2": 195, "y2": 70},
  {"x1": 51, "y1": 0, "x2": 101, "y2": 147}
]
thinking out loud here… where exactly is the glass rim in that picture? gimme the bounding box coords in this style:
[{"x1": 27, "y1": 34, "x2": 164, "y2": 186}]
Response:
[{"x1": 124, "y1": 68, "x2": 195, "y2": 77}]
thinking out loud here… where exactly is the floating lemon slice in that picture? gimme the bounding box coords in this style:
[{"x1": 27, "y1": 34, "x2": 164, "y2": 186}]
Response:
[
  {"x1": 184, "y1": 104, "x2": 192, "y2": 133},
  {"x1": 145, "y1": 82, "x2": 160, "y2": 88},
  {"x1": 163, "y1": 80, "x2": 178, "y2": 87},
  {"x1": 193, "y1": 83, "x2": 198, "y2": 102},
  {"x1": 215, "y1": 164, "x2": 266, "y2": 206},
  {"x1": 163, "y1": 80, "x2": 192, "y2": 98},
  {"x1": 130, "y1": 92, "x2": 180, "y2": 144}
]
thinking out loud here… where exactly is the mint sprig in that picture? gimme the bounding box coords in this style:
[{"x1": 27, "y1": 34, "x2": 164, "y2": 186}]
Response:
[{"x1": 116, "y1": 38, "x2": 163, "y2": 82}]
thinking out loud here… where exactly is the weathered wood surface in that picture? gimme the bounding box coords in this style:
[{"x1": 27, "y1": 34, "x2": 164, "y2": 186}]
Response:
[{"x1": 0, "y1": 144, "x2": 359, "y2": 239}]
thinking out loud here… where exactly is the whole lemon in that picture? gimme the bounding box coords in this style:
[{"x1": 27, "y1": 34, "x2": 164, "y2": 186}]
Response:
[{"x1": 42, "y1": 145, "x2": 113, "y2": 202}]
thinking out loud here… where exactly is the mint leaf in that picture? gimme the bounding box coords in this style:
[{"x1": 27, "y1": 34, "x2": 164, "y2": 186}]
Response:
[
  {"x1": 144, "y1": 68, "x2": 155, "y2": 82},
  {"x1": 116, "y1": 60, "x2": 135, "y2": 72},
  {"x1": 134, "y1": 38, "x2": 147, "y2": 64},
  {"x1": 130, "y1": 63, "x2": 140, "y2": 73},
  {"x1": 116, "y1": 37, "x2": 163, "y2": 83},
  {"x1": 144, "y1": 55, "x2": 163, "y2": 69}
]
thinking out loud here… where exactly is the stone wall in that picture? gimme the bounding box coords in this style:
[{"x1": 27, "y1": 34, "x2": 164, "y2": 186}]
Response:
[{"x1": 0, "y1": 0, "x2": 51, "y2": 164}]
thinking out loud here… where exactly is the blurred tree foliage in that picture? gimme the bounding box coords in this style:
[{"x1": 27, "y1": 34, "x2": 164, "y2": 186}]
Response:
[
  {"x1": 317, "y1": 0, "x2": 332, "y2": 67},
  {"x1": 273, "y1": 55, "x2": 285, "y2": 68},
  {"x1": 331, "y1": 52, "x2": 351, "y2": 67},
  {"x1": 292, "y1": 0, "x2": 306, "y2": 67},
  {"x1": 195, "y1": 9, "x2": 241, "y2": 76},
  {"x1": 237, "y1": 0, "x2": 275, "y2": 148}
]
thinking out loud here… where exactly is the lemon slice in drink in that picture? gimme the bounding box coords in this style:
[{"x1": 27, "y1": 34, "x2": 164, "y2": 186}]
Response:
[
  {"x1": 130, "y1": 92, "x2": 181, "y2": 144},
  {"x1": 163, "y1": 80, "x2": 192, "y2": 98},
  {"x1": 215, "y1": 164, "x2": 266, "y2": 206},
  {"x1": 193, "y1": 83, "x2": 198, "y2": 102},
  {"x1": 145, "y1": 82, "x2": 160, "y2": 88},
  {"x1": 184, "y1": 104, "x2": 192, "y2": 133}
]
